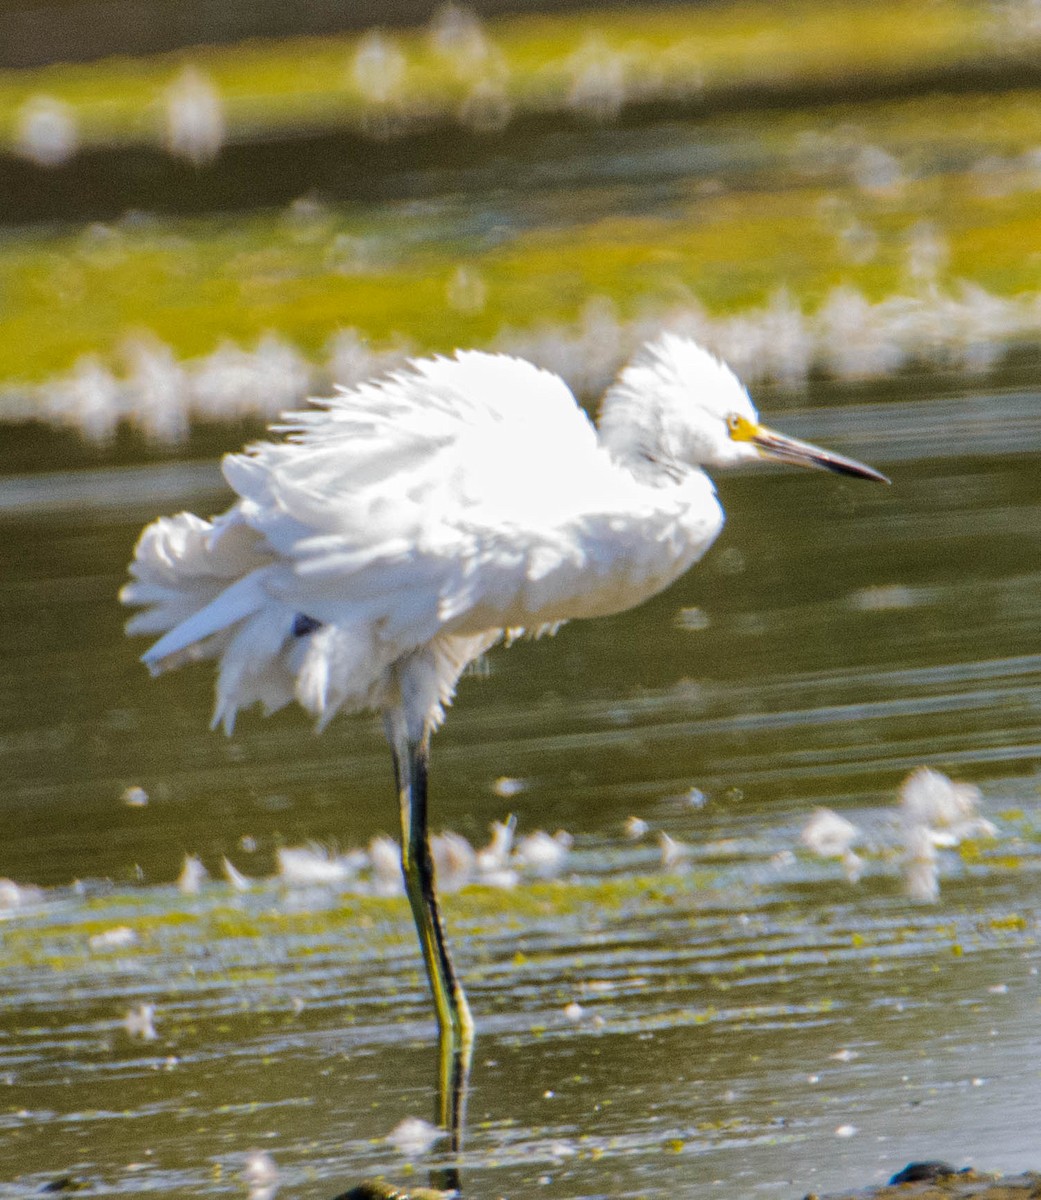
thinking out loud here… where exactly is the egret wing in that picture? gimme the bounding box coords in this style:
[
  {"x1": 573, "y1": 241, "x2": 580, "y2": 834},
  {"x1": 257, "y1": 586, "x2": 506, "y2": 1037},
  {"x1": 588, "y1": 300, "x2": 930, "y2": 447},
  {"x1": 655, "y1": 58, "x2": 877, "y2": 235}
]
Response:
[
  {"x1": 226, "y1": 351, "x2": 618, "y2": 630},
  {"x1": 125, "y1": 349, "x2": 721, "y2": 733}
]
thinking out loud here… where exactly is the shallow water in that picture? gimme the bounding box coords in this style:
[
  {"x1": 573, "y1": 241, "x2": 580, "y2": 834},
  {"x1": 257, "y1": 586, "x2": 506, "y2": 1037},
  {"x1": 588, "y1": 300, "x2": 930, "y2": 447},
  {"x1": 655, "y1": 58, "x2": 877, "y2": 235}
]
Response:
[{"x1": 1, "y1": 380, "x2": 1041, "y2": 1198}]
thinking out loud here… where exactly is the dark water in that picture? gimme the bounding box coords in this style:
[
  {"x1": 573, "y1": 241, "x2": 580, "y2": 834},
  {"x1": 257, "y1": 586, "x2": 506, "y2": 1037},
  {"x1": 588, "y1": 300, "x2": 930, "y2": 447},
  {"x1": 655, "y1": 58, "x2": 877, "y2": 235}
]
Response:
[
  {"x1": 1, "y1": 381, "x2": 1040, "y2": 1198},
  {"x1": 0, "y1": 113, "x2": 765, "y2": 227}
]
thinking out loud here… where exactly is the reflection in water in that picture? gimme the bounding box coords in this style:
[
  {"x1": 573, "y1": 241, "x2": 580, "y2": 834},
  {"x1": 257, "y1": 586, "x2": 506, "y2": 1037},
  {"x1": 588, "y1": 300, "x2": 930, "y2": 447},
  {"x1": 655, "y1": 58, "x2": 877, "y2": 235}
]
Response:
[{"x1": 0, "y1": 379, "x2": 1040, "y2": 1197}]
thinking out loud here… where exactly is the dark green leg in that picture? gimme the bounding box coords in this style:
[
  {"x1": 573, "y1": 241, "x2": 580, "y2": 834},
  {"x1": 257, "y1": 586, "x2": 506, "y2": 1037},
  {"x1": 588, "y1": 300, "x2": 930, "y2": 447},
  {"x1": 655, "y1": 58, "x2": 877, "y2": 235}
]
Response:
[{"x1": 389, "y1": 721, "x2": 474, "y2": 1193}]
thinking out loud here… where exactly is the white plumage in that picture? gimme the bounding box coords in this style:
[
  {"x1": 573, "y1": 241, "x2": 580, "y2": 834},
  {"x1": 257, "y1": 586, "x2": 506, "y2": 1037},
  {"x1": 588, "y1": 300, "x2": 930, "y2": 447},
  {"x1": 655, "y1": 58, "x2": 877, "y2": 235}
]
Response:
[
  {"x1": 122, "y1": 333, "x2": 885, "y2": 1168},
  {"x1": 123, "y1": 337, "x2": 759, "y2": 736}
]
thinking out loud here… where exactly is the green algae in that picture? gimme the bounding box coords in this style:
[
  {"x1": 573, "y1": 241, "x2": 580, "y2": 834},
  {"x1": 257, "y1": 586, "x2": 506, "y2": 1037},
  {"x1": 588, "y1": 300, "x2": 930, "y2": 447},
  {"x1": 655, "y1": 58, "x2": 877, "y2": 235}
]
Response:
[
  {"x1": 0, "y1": 0, "x2": 1039, "y2": 399},
  {"x1": 0, "y1": 867, "x2": 710, "y2": 974},
  {"x1": 0, "y1": 0, "x2": 997, "y2": 153},
  {"x1": 4, "y1": 142, "x2": 1041, "y2": 391}
]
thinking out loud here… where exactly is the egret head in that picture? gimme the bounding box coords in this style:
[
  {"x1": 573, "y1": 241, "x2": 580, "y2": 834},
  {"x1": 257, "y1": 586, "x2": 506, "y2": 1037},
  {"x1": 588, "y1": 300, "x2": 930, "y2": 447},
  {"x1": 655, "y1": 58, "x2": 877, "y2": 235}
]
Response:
[{"x1": 599, "y1": 334, "x2": 888, "y2": 482}]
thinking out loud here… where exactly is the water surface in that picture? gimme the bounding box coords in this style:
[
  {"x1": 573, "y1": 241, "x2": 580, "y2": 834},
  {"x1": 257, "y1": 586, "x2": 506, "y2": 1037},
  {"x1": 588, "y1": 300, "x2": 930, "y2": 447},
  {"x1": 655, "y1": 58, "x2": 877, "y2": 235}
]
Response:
[{"x1": 1, "y1": 380, "x2": 1040, "y2": 1198}]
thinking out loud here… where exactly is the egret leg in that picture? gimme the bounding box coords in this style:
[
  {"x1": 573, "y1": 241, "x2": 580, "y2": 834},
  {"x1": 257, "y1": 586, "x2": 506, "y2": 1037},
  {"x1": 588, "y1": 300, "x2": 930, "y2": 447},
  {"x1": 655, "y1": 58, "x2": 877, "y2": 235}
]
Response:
[{"x1": 388, "y1": 720, "x2": 474, "y2": 1190}]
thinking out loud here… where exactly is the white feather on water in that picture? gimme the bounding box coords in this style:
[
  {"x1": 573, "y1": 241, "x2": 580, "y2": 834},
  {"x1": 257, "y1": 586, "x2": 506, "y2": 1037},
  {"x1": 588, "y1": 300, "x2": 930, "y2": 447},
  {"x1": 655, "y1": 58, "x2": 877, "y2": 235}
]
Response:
[
  {"x1": 163, "y1": 66, "x2": 225, "y2": 166},
  {"x1": 13, "y1": 94, "x2": 79, "y2": 167},
  {"x1": 241, "y1": 1150, "x2": 280, "y2": 1200},
  {"x1": 799, "y1": 767, "x2": 999, "y2": 901},
  {"x1": 124, "y1": 1003, "x2": 158, "y2": 1041},
  {"x1": 898, "y1": 766, "x2": 998, "y2": 902},
  {"x1": 177, "y1": 854, "x2": 208, "y2": 895},
  {"x1": 800, "y1": 807, "x2": 864, "y2": 883},
  {"x1": 352, "y1": 31, "x2": 407, "y2": 106},
  {"x1": 388, "y1": 1115, "x2": 442, "y2": 1157}
]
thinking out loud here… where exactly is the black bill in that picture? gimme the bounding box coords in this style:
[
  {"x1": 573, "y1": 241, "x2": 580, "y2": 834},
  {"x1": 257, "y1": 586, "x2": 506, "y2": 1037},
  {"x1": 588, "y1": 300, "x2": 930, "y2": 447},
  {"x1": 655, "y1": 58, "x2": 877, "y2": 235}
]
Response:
[{"x1": 751, "y1": 425, "x2": 890, "y2": 483}]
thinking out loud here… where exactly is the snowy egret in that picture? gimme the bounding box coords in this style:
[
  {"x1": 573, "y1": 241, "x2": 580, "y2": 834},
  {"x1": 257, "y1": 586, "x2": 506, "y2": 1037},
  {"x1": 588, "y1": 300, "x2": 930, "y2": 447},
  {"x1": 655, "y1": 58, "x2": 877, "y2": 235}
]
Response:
[{"x1": 122, "y1": 334, "x2": 886, "y2": 1174}]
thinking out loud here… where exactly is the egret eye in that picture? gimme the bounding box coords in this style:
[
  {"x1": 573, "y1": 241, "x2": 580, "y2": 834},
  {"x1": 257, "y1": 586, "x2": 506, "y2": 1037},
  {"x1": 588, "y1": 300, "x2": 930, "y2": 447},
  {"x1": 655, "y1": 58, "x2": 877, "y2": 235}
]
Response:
[{"x1": 726, "y1": 413, "x2": 758, "y2": 442}]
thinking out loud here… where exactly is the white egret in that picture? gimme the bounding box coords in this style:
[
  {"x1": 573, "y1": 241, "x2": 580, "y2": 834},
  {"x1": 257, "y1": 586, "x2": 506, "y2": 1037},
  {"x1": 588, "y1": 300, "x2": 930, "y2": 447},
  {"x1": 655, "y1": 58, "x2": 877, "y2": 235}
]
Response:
[{"x1": 122, "y1": 333, "x2": 886, "y2": 1178}]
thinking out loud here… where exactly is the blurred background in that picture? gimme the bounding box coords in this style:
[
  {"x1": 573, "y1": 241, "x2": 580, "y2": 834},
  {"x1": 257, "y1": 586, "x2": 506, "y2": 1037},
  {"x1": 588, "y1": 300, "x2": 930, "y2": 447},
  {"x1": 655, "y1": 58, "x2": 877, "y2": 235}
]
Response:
[
  {"x1": 3, "y1": 2, "x2": 1041, "y2": 1199},
  {"x1": 4, "y1": 0, "x2": 1041, "y2": 454}
]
